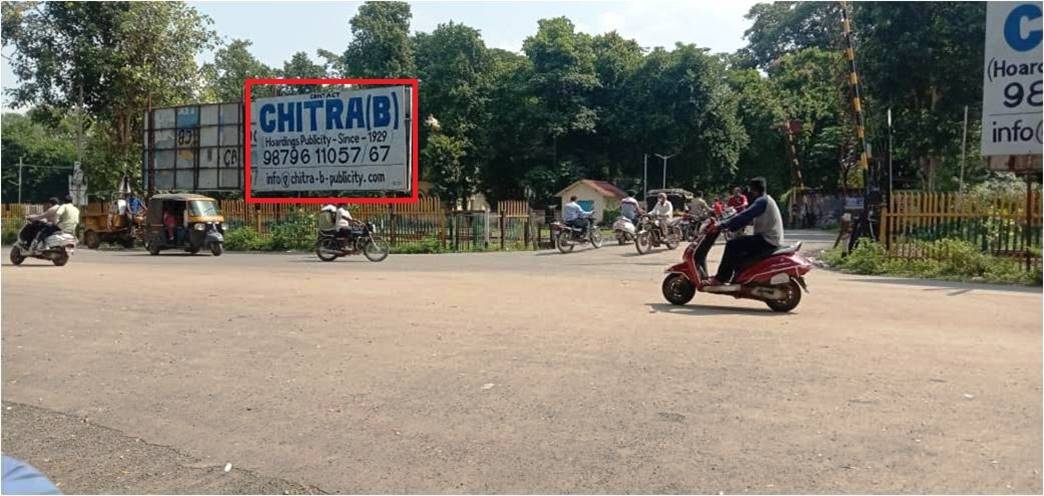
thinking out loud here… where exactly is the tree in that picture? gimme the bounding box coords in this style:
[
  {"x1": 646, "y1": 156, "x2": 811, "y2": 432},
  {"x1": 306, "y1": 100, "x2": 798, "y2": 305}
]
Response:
[
  {"x1": 727, "y1": 68, "x2": 787, "y2": 193},
  {"x1": 590, "y1": 31, "x2": 644, "y2": 181},
  {"x1": 414, "y1": 22, "x2": 493, "y2": 203},
  {"x1": 5, "y1": 1, "x2": 218, "y2": 191},
  {"x1": 738, "y1": 2, "x2": 839, "y2": 69},
  {"x1": 278, "y1": 51, "x2": 328, "y2": 94},
  {"x1": 522, "y1": 17, "x2": 600, "y2": 187},
  {"x1": 343, "y1": 1, "x2": 415, "y2": 78},
  {"x1": 422, "y1": 133, "x2": 470, "y2": 204},
  {"x1": 203, "y1": 39, "x2": 273, "y2": 102}
]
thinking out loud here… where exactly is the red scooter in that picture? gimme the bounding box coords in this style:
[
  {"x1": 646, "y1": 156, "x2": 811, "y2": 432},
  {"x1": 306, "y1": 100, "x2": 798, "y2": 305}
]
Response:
[{"x1": 661, "y1": 220, "x2": 812, "y2": 312}]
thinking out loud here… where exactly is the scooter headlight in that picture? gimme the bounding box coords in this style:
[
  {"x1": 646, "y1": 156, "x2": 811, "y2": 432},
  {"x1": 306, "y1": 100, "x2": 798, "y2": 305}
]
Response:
[{"x1": 194, "y1": 223, "x2": 205, "y2": 231}]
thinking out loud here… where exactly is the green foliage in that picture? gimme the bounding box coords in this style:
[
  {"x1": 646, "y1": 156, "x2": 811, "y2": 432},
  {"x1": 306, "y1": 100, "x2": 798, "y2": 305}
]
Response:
[
  {"x1": 223, "y1": 226, "x2": 272, "y2": 251},
  {"x1": 824, "y1": 240, "x2": 1042, "y2": 285},
  {"x1": 278, "y1": 52, "x2": 327, "y2": 94},
  {"x1": 390, "y1": 235, "x2": 445, "y2": 254},
  {"x1": 343, "y1": 1, "x2": 415, "y2": 78},
  {"x1": 203, "y1": 39, "x2": 273, "y2": 101},
  {"x1": 422, "y1": 134, "x2": 470, "y2": 202},
  {"x1": 601, "y1": 207, "x2": 620, "y2": 227},
  {"x1": 266, "y1": 209, "x2": 316, "y2": 251},
  {"x1": 2, "y1": 221, "x2": 21, "y2": 246}
]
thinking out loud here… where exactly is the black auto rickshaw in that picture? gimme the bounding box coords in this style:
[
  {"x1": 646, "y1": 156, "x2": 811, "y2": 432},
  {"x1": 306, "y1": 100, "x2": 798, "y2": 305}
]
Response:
[
  {"x1": 143, "y1": 193, "x2": 225, "y2": 256},
  {"x1": 645, "y1": 188, "x2": 694, "y2": 213}
]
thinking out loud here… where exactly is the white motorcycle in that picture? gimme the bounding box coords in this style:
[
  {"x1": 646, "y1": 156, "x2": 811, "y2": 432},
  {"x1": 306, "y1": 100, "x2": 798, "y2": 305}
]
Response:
[
  {"x1": 612, "y1": 216, "x2": 637, "y2": 245},
  {"x1": 9, "y1": 221, "x2": 77, "y2": 266}
]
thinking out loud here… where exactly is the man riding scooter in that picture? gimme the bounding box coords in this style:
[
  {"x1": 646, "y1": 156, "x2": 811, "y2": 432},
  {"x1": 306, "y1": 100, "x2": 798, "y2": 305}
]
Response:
[{"x1": 706, "y1": 177, "x2": 783, "y2": 286}]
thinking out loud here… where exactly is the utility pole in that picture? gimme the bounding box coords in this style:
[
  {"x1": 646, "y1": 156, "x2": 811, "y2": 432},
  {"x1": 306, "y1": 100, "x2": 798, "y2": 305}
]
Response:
[
  {"x1": 887, "y1": 108, "x2": 893, "y2": 202},
  {"x1": 654, "y1": 153, "x2": 676, "y2": 189},
  {"x1": 643, "y1": 154, "x2": 648, "y2": 199},
  {"x1": 18, "y1": 156, "x2": 23, "y2": 204},
  {"x1": 959, "y1": 105, "x2": 969, "y2": 198}
]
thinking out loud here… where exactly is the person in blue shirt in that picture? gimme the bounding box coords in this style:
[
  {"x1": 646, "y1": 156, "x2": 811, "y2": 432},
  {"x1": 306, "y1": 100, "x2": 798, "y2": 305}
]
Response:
[
  {"x1": 562, "y1": 195, "x2": 593, "y2": 234},
  {"x1": 708, "y1": 177, "x2": 785, "y2": 285},
  {"x1": 126, "y1": 194, "x2": 146, "y2": 216},
  {"x1": 2, "y1": 456, "x2": 60, "y2": 495}
]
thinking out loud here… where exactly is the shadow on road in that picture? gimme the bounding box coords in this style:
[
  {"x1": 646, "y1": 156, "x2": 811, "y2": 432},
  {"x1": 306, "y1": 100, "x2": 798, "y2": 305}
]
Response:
[
  {"x1": 646, "y1": 302, "x2": 786, "y2": 317},
  {"x1": 1, "y1": 263, "x2": 60, "y2": 268},
  {"x1": 839, "y1": 277, "x2": 1041, "y2": 295}
]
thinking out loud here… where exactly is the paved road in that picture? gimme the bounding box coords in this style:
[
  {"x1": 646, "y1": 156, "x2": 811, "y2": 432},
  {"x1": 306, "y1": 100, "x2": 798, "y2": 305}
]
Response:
[{"x1": 2, "y1": 231, "x2": 1040, "y2": 493}]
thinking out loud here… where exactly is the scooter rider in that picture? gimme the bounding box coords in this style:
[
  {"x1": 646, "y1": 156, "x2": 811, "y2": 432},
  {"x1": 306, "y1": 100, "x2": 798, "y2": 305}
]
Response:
[
  {"x1": 24, "y1": 197, "x2": 60, "y2": 249},
  {"x1": 707, "y1": 177, "x2": 784, "y2": 285},
  {"x1": 619, "y1": 192, "x2": 642, "y2": 222},
  {"x1": 563, "y1": 195, "x2": 593, "y2": 234}
]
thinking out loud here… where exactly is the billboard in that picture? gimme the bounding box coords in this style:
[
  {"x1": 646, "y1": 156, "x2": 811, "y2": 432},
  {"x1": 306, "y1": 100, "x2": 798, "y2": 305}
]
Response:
[
  {"x1": 248, "y1": 85, "x2": 411, "y2": 194},
  {"x1": 143, "y1": 102, "x2": 244, "y2": 192},
  {"x1": 980, "y1": 2, "x2": 1043, "y2": 157}
]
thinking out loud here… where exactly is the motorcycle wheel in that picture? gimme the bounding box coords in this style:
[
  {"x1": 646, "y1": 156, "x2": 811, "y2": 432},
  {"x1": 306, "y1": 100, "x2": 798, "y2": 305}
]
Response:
[
  {"x1": 616, "y1": 234, "x2": 626, "y2": 246},
  {"x1": 589, "y1": 228, "x2": 603, "y2": 248},
  {"x1": 9, "y1": 245, "x2": 25, "y2": 265},
  {"x1": 363, "y1": 236, "x2": 390, "y2": 262},
  {"x1": 210, "y1": 242, "x2": 224, "y2": 256},
  {"x1": 635, "y1": 231, "x2": 651, "y2": 254},
  {"x1": 84, "y1": 230, "x2": 101, "y2": 249},
  {"x1": 766, "y1": 281, "x2": 802, "y2": 313},
  {"x1": 147, "y1": 237, "x2": 162, "y2": 256},
  {"x1": 555, "y1": 230, "x2": 575, "y2": 253},
  {"x1": 662, "y1": 273, "x2": 696, "y2": 305},
  {"x1": 664, "y1": 228, "x2": 680, "y2": 250},
  {"x1": 315, "y1": 238, "x2": 340, "y2": 262},
  {"x1": 52, "y1": 251, "x2": 69, "y2": 267}
]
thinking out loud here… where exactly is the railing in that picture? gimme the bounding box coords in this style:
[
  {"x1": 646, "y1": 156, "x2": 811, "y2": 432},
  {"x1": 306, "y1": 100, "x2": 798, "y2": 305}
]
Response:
[
  {"x1": 1, "y1": 198, "x2": 548, "y2": 251},
  {"x1": 879, "y1": 190, "x2": 1042, "y2": 263}
]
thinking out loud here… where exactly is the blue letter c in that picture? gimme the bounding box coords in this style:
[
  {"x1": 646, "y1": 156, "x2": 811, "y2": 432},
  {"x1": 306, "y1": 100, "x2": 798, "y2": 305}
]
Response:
[{"x1": 1005, "y1": 4, "x2": 1042, "y2": 52}]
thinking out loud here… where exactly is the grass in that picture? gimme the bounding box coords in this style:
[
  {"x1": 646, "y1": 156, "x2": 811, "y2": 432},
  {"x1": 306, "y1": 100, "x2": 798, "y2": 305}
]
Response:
[{"x1": 821, "y1": 239, "x2": 1042, "y2": 286}]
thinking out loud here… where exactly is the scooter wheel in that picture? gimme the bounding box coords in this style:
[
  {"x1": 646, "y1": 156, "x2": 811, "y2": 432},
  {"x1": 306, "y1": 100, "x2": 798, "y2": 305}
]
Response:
[
  {"x1": 766, "y1": 281, "x2": 802, "y2": 312},
  {"x1": 662, "y1": 273, "x2": 696, "y2": 305},
  {"x1": 9, "y1": 245, "x2": 25, "y2": 265}
]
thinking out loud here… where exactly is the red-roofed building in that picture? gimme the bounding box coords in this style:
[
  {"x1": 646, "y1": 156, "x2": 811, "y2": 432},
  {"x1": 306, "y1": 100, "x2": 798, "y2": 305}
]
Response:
[{"x1": 555, "y1": 179, "x2": 629, "y2": 222}]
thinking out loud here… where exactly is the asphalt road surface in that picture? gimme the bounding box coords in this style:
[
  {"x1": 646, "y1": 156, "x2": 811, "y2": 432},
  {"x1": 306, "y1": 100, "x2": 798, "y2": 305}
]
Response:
[{"x1": 2, "y1": 230, "x2": 1041, "y2": 494}]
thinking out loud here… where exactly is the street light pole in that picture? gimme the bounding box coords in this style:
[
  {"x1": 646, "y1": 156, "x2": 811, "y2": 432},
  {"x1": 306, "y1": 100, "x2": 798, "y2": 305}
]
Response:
[
  {"x1": 654, "y1": 153, "x2": 676, "y2": 189},
  {"x1": 18, "y1": 156, "x2": 23, "y2": 204},
  {"x1": 643, "y1": 154, "x2": 648, "y2": 199}
]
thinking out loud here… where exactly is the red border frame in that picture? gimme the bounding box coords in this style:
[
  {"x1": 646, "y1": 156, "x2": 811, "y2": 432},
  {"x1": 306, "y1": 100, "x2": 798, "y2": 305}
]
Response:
[{"x1": 243, "y1": 78, "x2": 419, "y2": 204}]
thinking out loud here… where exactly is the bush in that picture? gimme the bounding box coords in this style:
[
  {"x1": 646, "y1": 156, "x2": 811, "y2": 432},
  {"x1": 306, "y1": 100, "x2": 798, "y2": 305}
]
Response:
[
  {"x1": 224, "y1": 227, "x2": 271, "y2": 251},
  {"x1": 823, "y1": 238, "x2": 1041, "y2": 285},
  {"x1": 268, "y1": 208, "x2": 315, "y2": 251},
  {"x1": 601, "y1": 207, "x2": 620, "y2": 227},
  {"x1": 2, "y1": 221, "x2": 21, "y2": 246},
  {"x1": 390, "y1": 235, "x2": 444, "y2": 254}
]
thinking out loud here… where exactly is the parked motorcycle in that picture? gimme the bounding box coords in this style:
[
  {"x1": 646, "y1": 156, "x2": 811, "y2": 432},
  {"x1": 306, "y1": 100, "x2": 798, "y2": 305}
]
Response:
[
  {"x1": 676, "y1": 212, "x2": 707, "y2": 242},
  {"x1": 315, "y1": 222, "x2": 390, "y2": 262},
  {"x1": 9, "y1": 220, "x2": 77, "y2": 266},
  {"x1": 551, "y1": 214, "x2": 602, "y2": 253},
  {"x1": 634, "y1": 214, "x2": 681, "y2": 254},
  {"x1": 661, "y1": 220, "x2": 812, "y2": 312},
  {"x1": 612, "y1": 216, "x2": 637, "y2": 245}
]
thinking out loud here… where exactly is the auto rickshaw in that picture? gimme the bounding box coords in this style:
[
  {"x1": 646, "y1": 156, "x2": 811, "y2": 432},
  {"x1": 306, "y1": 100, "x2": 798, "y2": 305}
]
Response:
[{"x1": 143, "y1": 193, "x2": 225, "y2": 256}]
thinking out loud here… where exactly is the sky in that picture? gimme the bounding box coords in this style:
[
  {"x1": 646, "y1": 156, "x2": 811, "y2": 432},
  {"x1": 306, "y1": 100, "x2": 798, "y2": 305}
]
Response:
[{"x1": 0, "y1": 0, "x2": 760, "y2": 111}]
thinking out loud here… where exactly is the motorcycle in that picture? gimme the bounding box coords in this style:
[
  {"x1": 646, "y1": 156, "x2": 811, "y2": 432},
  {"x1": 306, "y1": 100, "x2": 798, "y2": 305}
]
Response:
[
  {"x1": 315, "y1": 222, "x2": 390, "y2": 262},
  {"x1": 612, "y1": 216, "x2": 637, "y2": 245},
  {"x1": 634, "y1": 214, "x2": 681, "y2": 254},
  {"x1": 551, "y1": 214, "x2": 602, "y2": 253},
  {"x1": 676, "y1": 212, "x2": 707, "y2": 242},
  {"x1": 661, "y1": 220, "x2": 812, "y2": 312},
  {"x1": 9, "y1": 220, "x2": 77, "y2": 266}
]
